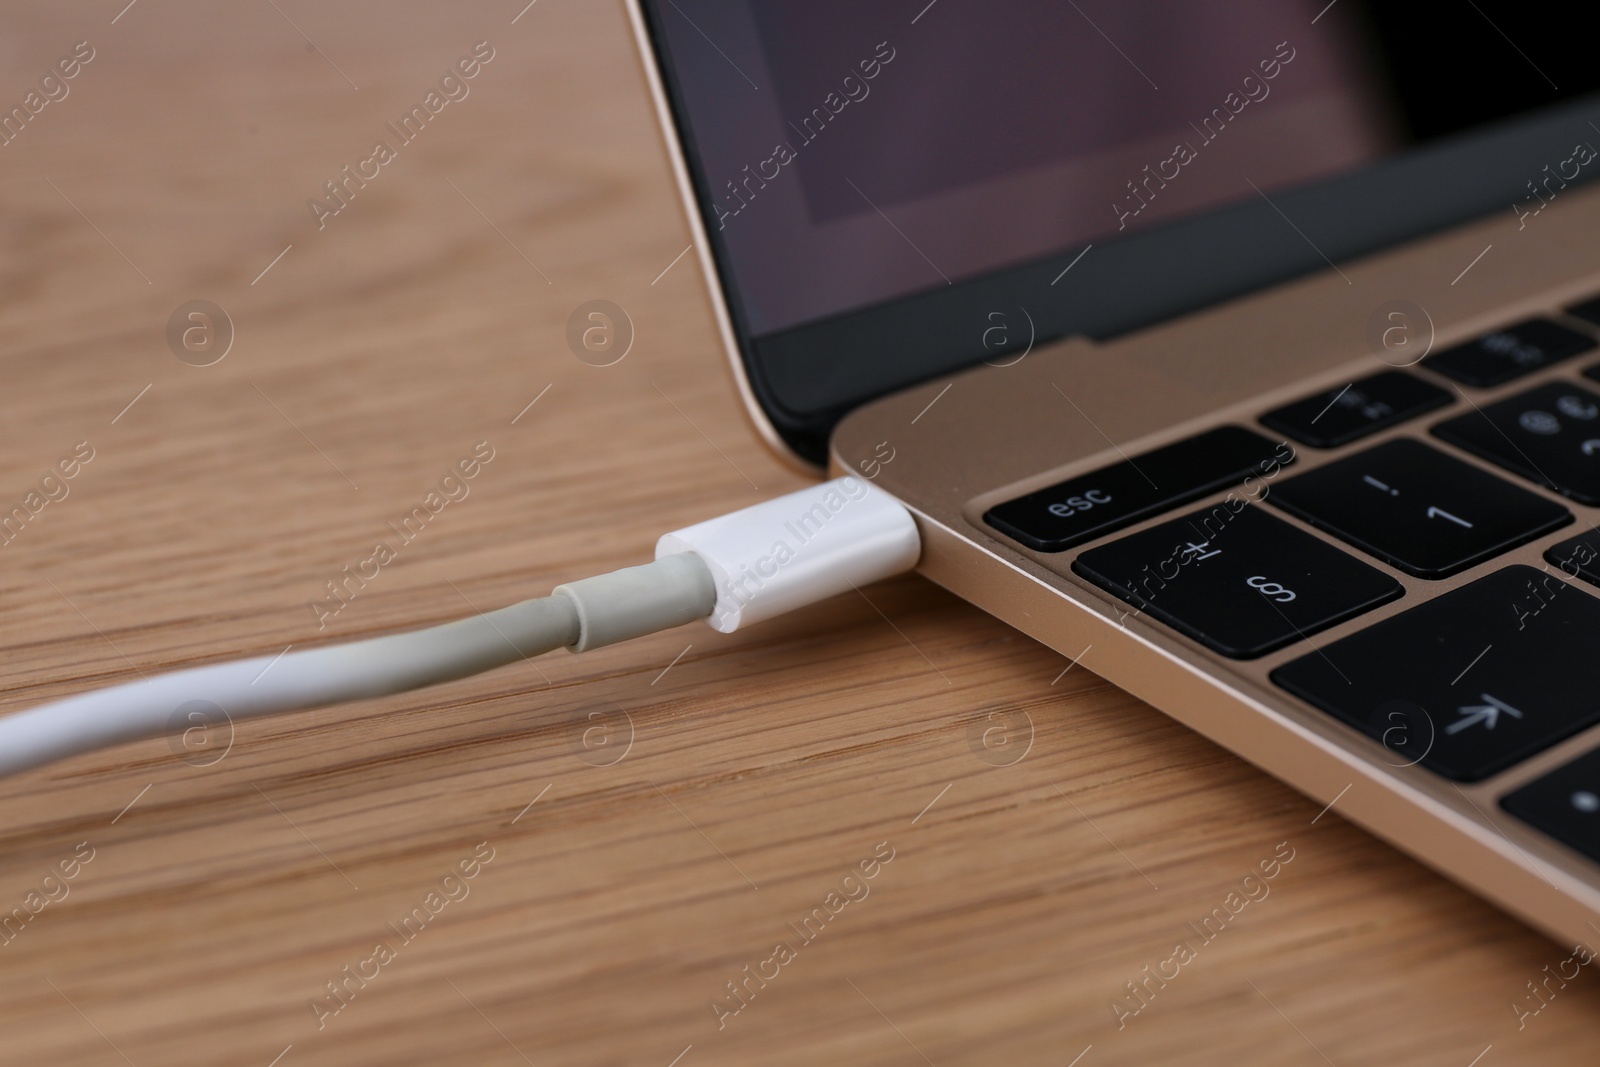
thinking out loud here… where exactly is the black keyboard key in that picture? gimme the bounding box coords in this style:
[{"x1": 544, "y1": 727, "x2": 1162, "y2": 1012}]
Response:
[
  {"x1": 1269, "y1": 439, "x2": 1571, "y2": 578},
  {"x1": 1503, "y1": 748, "x2": 1600, "y2": 865},
  {"x1": 1261, "y1": 371, "x2": 1452, "y2": 449},
  {"x1": 1273, "y1": 565, "x2": 1600, "y2": 781},
  {"x1": 983, "y1": 426, "x2": 1293, "y2": 552},
  {"x1": 1421, "y1": 319, "x2": 1595, "y2": 387},
  {"x1": 1546, "y1": 529, "x2": 1600, "y2": 586},
  {"x1": 1073, "y1": 504, "x2": 1401, "y2": 658},
  {"x1": 1434, "y1": 382, "x2": 1600, "y2": 505},
  {"x1": 1566, "y1": 295, "x2": 1600, "y2": 328}
]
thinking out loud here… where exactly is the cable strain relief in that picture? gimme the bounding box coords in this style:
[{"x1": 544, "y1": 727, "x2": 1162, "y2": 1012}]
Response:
[{"x1": 552, "y1": 553, "x2": 716, "y2": 652}]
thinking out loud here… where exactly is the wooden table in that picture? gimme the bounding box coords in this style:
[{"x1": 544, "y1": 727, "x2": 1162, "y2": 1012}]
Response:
[{"x1": 2, "y1": 3, "x2": 1596, "y2": 1064}]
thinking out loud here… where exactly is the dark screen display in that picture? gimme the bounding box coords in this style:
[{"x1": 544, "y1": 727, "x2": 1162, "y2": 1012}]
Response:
[{"x1": 654, "y1": 0, "x2": 1600, "y2": 337}]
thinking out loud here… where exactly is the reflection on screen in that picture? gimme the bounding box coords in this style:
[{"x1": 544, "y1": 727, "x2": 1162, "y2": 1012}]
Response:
[{"x1": 656, "y1": 0, "x2": 1600, "y2": 335}]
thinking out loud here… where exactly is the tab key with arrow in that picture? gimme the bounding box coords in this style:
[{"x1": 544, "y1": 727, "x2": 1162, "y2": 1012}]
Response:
[{"x1": 1446, "y1": 694, "x2": 1523, "y2": 735}]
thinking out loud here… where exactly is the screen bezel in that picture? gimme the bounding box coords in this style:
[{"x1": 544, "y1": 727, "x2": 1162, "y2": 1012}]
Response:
[{"x1": 632, "y1": 0, "x2": 1600, "y2": 466}]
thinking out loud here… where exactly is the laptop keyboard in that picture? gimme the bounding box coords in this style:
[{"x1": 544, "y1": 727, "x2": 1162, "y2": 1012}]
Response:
[
  {"x1": 1433, "y1": 382, "x2": 1600, "y2": 504},
  {"x1": 981, "y1": 425, "x2": 1285, "y2": 552},
  {"x1": 1072, "y1": 504, "x2": 1400, "y2": 658},
  {"x1": 1503, "y1": 747, "x2": 1600, "y2": 864},
  {"x1": 1419, "y1": 317, "x2": 1594, "y2": 386},
  {"x1": 982, "y1": 298, "x2": 1600, "y2": 866},
  {"x1": 1272, "y1": 565, "x2": 1600, "y2": 782},
  {"x1": 1547, "y1": 528, "x2": 1600, "y2": 582},
  {"x1": 1259, "y1": 369, "x2": 1451, "y2": 448},
  {"x1": 1268, "y1": 438, "x2": 1571, "y2": 578}
]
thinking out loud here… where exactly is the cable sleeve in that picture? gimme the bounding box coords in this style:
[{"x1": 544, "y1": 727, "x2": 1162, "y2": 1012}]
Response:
[{"x1": 0, "y1": 595, "x2": 582, "y2": 779}]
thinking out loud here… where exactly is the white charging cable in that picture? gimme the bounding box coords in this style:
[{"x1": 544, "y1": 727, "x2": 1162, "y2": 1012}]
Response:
[{"x1": 0, "y1": 477, "x2": 919, "y2": 779}]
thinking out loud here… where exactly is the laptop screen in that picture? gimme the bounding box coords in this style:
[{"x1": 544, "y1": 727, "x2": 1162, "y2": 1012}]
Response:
[
  {"x1": 657, "y1": 0, "x2": 1598, "y2": 335},
  {"x1": 642, "y1": 0, "x2": 1600, "y2": 459}
]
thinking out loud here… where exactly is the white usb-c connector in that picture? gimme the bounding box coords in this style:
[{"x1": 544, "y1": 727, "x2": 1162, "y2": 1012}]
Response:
[{"x1": 657, "y1": 475, "x2": 920, "y2": 632}]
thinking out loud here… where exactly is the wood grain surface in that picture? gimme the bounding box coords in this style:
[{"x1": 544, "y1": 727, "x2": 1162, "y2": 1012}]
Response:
[{"x1": 1, "y1": 3, "x2": 1597, "y2": 1064}]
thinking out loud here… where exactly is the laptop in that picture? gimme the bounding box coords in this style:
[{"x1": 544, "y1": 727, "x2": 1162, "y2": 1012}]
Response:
[{"x1": 625, "y1": 0, "x2": 1600, "y2": 946}]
